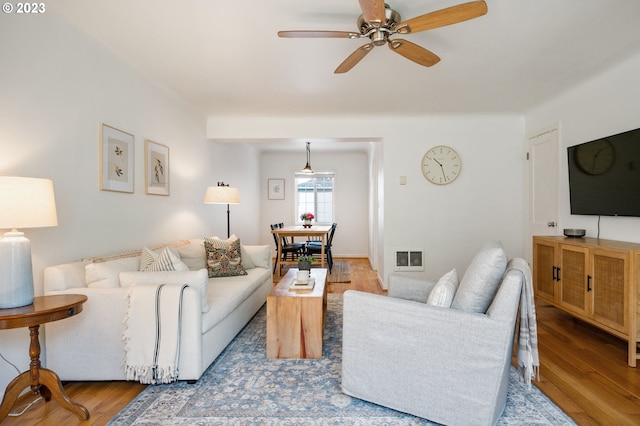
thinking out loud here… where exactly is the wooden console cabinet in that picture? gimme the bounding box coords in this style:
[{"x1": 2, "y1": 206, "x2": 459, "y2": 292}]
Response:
[{"x1": 533, "y1": 236, "x2": 640, "y2": 366}]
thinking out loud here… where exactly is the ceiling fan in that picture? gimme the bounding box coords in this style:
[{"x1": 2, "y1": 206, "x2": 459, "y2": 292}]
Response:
[{"x1": 278, "y1": 0, "x2": 488, "y2": 73}]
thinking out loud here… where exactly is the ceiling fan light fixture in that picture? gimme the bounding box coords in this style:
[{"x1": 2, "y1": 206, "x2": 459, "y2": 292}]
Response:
[{"x1": 371, "y1": 30, "x2": 387, "y2": 46}]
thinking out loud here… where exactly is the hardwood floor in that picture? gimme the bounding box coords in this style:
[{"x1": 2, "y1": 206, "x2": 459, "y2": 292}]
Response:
[
  {"x1": 531, "y1": 299, "x2": 640, "y2": 425},
  {"x1": 3, "y1": 258, "x2": 639, "y2": 425}
]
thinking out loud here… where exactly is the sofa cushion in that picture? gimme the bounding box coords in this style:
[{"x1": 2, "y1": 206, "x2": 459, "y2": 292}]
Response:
[
  {"x1": 451, "y1": 240, "x2": 507, "y2": 313},
  {"x1": 85, "y1": 257, "x2": 140, "y2": 288},
  {"x1": 202, "y1": 267, "x2": 270, "y2": 333},
  {"x1": 426, "y1": 269, "x2": 459, "y2": 307},
  {"x1": 119, "y1": 269, "x2": 210, "y2": 312},
  {"x1": 204, "y1": 236, "x2": 247, "y2": 278},
  {"x1": 140, "y1": 246, "x2": 189, "y2": 272},
  {"x1": 45, "y1": 261, "x2": 89, "y2": 291}
]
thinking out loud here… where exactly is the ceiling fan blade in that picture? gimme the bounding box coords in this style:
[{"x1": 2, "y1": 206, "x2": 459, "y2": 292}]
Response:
[
  {"x1": 278, "y1": 30, "x2": 360, "y2": 39},
  {"x1": 395, "y1": 0, "x2": 487, "y2": 34},
  {"x1": 334, "y1": 43, "x2": 374, "y2": 74},
  {"x1": 388, "y1": 39, "x2": 440, "y2": 67},
  {"x1": 358, "y1": 0, "x2": 386, "y2": 26}
]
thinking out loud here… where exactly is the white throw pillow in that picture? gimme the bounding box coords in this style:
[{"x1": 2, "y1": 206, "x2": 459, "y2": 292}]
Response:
[
  {"x1": 140, "y1": 246, "x2": 189, "y2": 272},
  {"x1": 177, "y1": 239, "x2": 207, "y2": 270},
  {"x1": 426, "y1": 269, "x2": 459, "y2": 307},
  {"x1": 85, "y1": 257, "x2": 140, "y2": 288},
  {"x1": 242, "y1": 245, "x2": 271, "y2": 270},
  {"x1": 119, "y1": 269, "x2": 210, "y2": 312},
  {"x1": 451, "y1": 240, "x2": 507, "y2": 313},
  {"x1": 240, "y1": 245, "x2": 256, "y2": 270}
]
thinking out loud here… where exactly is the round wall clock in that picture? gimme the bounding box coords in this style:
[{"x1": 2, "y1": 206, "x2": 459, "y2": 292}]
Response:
[
  {"x1": 573, "y1": 139, "x2": 615, "y2": 175},
  {"x1": 421, "y1": 145, "x2": 461, "y2": 185}
]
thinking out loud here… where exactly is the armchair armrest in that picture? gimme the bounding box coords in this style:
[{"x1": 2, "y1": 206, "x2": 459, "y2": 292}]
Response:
[{"x1": 387, "y1": 273, "x2": 436, "y2": 303}]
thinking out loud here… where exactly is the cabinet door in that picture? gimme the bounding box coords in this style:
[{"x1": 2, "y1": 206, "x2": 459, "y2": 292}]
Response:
[
  {"x1": 533, "y1": 238, "x2": 557, "y2": 302},
  {"x1": 591, "y1": 249, "x2": 628, "y2": 334},
  {"x1": 558, "y1": 245, "x2": 590, "y2": 317}
]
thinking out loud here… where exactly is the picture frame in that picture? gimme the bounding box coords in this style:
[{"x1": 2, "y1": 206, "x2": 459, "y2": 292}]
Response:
[
  {"x1": 268, "y1": 178, "x2": 285, "y2": 200},
  {"x1": 100, "y1": 123, "x2": 134, "y2": 193},
  {"x1": 144, "y1": 140, "x2": 170, "y2": 196}
]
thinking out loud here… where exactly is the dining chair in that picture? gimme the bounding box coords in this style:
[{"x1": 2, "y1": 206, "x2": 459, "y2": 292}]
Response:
[
  {"x1": 306, "y1": 222, "x2": 336, "y2": 273},
  {"x1": 270, "y1": 223, "x2": 305, "y2": 274},
  {"x1": 277, "y1": 223, "x2": 306, "y2": 257}
]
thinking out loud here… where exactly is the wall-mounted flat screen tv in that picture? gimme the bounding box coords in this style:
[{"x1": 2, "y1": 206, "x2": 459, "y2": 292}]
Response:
[{"x1": 567, "y1": 126, "x2": 640, "y2": 217}]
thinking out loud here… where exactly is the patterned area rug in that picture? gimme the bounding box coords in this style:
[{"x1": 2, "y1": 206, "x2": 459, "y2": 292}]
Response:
[{"x1": 108, "y1": 295, "x2": 575, "y2": 425}]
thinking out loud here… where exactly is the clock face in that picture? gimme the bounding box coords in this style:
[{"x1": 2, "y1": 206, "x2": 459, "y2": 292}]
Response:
[
  {"x1": 573, "y1": 140, "x2": 615, "y2": 175},
  {"x1": 422, "y1": 145, "x2": 461, "y2": 185}
]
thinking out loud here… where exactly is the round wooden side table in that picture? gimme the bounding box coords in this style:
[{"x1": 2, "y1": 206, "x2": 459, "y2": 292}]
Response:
[{"x1": 0, "y1": 294, "x2": 89, "y2": 422}]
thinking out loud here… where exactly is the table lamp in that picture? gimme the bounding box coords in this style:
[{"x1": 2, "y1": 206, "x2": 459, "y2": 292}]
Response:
[
  {"x1": 0, "y1": 176, "x2": 58, "y2": 308},
  {"x1": 203, "y1": 182, "x2": 240, "y2": 238}
]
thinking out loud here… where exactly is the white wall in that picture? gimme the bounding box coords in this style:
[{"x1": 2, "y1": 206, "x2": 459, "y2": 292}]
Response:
[
  {"x1": 207, "y1": 141, "x2": 262, "y2": 241},
  {"x1": 208, "y1": 114, "x2": 527, "y2": 287},
  {"x1": 525, "y1": 51, "x2": 640, "y2": 243},
  {"x1": 0, "y1": 11, "x2": 260, "y2": 391},
  {"x1": 259, "y1": 150, "x2": 370, "y2": 258},
  {"x1": 381, "y1": 116, "x2": 525, "y2": 286}
]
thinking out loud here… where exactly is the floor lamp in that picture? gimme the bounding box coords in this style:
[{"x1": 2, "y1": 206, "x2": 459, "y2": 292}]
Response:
[
  {"x1": 203, "y1": 182, "x2": 240, "y2": 238},
  {"x1": 0, "y1": 176, "x2": 58, "y2": 308}
]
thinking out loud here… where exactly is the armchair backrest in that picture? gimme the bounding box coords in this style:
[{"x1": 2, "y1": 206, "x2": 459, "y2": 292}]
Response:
[{"x1": 486, "y1": 265, "x2": 524, "y2": 323}]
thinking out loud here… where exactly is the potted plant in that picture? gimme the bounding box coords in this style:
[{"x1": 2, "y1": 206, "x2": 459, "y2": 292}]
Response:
[
  {"x1": 297, "y1": 255, "x2": 316, "y2": 271},
  {"x1": 300, "y1": 212, "x2": 314, "y2": 228}
]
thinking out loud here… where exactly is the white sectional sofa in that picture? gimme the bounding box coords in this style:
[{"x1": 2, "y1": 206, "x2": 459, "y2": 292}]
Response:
[{"x1": 43, "y1": 238, "x2": 272, "y2": 382}]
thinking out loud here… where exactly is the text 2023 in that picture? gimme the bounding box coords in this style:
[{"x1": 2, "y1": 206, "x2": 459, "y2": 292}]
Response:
[{"x1": 17, "y1": 3, "x2": 45, "y2": 13}]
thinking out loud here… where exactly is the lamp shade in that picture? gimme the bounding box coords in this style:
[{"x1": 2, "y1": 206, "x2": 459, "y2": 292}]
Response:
[
  {"x1": 0, "y1": 176, "x2": 58, "y2": 308},
  {"x1": 203, "y1": 186, "x2": 240, "y2": 204},
  {"x1": 0, "y1": 176, "x2": 58, "y2": 229}
]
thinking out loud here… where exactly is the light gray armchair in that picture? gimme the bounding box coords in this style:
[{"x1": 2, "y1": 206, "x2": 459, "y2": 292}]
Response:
[{"x1": 341, "y1": 258, "x2": 526, "y2": 425}]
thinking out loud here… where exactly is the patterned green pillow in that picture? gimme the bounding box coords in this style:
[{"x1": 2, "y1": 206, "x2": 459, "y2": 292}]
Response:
[{"x1": 204, "y1": 237, "x2": 247, "y2": 278}]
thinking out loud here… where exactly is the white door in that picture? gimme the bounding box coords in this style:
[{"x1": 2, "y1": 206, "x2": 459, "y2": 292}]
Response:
[{"x1": 529, "y1": 125, "x2": 560, "y2": 238}]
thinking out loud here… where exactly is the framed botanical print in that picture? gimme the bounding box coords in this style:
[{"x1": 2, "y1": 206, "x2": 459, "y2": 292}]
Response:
[
  {"x1": 100, "y1": 123, "x2": 134, "y2": 193},
  {"x1": 145, "y1": 140, "x2": 170, "y2": 196},
  {"x1": 268, "y1": 178, "x2": 285, "y2": 200}
]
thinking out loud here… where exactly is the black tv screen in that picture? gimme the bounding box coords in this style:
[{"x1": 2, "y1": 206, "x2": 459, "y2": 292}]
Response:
[{"x1": 567, "y1": 127, "x2": 640, "y2": 217}]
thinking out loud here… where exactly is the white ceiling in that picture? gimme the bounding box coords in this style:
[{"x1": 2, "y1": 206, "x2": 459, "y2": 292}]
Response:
[{"x1": 52, "y1": 0, "x2": 640, "y2": 119}]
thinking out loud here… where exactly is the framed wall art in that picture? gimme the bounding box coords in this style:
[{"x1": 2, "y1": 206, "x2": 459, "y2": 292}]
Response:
[
  {"x1": 268, "y1": 178, "x2": 285, "y2": 200},
  {"x1": 100, "y1": 123, "x2": 134, "y2": 193},
  {"x1": 144, "y1": 139, "x2": 170, "y2": 196}
]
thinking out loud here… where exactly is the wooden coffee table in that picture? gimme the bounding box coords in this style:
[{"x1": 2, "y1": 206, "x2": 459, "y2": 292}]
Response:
[{"x1": 266, "y1": 268, "x2": 327, "y2": 359}]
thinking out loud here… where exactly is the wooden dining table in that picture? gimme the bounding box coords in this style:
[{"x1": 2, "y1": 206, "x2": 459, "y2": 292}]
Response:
[{"x1": 271, "y1": 225, "x2": 332, "y2": 278}]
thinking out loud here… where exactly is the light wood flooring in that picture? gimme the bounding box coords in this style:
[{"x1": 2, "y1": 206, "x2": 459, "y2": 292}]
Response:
[{"x1": 3, "y1": 258, "x2": 640, "y2": 425}]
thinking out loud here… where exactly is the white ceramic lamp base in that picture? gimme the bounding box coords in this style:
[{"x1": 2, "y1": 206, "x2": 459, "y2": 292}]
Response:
[{"x1": 0, "y1": 230, "x2": 35, "y2": 308}]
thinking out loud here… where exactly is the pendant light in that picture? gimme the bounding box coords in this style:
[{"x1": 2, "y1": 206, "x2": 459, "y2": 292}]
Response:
[{"x1": 302, "y1": 141, "x2": 313, "y2": 174}]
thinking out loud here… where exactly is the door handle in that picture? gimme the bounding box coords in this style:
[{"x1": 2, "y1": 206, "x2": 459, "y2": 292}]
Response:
[
  {"x1": 547, "y1": 221, "x2": 557, "y2": 227},
  {"x1": 587, "y1": 275, "x2": 592, "y2": 292}
]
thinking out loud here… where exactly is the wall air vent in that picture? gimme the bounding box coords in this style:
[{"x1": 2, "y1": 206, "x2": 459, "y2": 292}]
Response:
[{"x1": 394, "y1": 250, "x2": 424, "y2": 272}]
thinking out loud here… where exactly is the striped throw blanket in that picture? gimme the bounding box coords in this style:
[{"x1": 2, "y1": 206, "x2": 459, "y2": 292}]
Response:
[
  {"x1": 124, "y1": 283, "x2": 188, "y2": 384},
  {"x1": 508, "y1": 258, "x2": 540, "y2": 389}
]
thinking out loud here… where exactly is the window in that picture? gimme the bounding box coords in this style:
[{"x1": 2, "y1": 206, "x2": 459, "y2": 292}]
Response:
[{"x1": 295, "y1": 171, "x2": 334, "y2": 224}]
